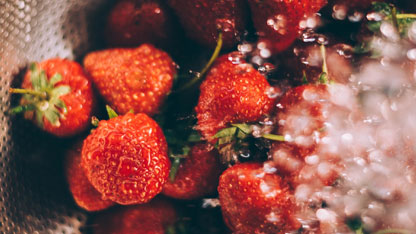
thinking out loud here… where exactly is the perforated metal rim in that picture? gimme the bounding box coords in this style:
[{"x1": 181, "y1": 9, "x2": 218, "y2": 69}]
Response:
[{"x1": 0, "y1": 0, "x2": 114, "y2": 232}]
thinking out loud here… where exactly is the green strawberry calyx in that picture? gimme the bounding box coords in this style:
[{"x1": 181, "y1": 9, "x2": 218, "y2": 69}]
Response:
[
  {"x1": 9, "y1": 63, "x2": 71, "y2": 128},
  {"x1": 214, "y1": 123, "x2": 285, "y2": 146}
]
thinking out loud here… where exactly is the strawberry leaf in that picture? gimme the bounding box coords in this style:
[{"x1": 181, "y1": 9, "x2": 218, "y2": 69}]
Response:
[
  {"x1": 44, "y1": 106, "x2": 60, "y2": 126},
  {"x1": 49, "y1": 73, "x2": 62, "y2": 86},
  {"x1": 35, "y1": 107, "x2": 44, "y2": 128},
  {"x1": 217, "y1": 135, "x2": 234, "y2": 146},
  {"x1": 51, "y1": 98, "x2": 68, "y2": 114},
  {"x1": 214, "y1": 127, "x2": 237, "y2": 139},
  {"x1": 50, "y1": 85, "x2": 70, "y2": 97},
  {"x1": 39, "y1": 70, "x2": 48, "y2": 92},
  {"x1": 106, "y1": 105, "x2": 118, "y2": 119},
  {"x1": 30, "y1": 63, "x2": 42, "y2": 91},
  {"x1": 231, "y1": 123, "x2": 251, "y2": 134},
  {"x1": 372, "y1": 2, "x2": 391, "y2": 16}
]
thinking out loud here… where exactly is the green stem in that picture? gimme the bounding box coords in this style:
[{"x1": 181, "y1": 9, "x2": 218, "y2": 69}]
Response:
[
  {"x1": 176, "y1": 32, "x2": 223, "y2": 92},
  {"x1": 374, "y1": 229, "x2": 411, "y2": 234},
  {"x1": 395, "y1": 14, "x2": 416, "y2": 19},
  {"x1": 262, "y1": 134, "x2": 285, "y2": 141},
  {"x1": 9, "y1": 88, "x2": 47, "y2": 99},
  {"x1": 319, "y1": 44, "x2": 329, "y2": 84},
  {"x1": 391, "y1": 5, "x2": 399, "y2": 31}
]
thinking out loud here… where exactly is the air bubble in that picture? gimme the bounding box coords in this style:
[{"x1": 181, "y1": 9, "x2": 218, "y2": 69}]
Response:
[{"x1": 380, "y1": 22, "x2": 400, "y2": 42}]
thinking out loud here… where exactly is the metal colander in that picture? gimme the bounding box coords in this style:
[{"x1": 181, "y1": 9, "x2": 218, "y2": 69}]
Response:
[{"x1": 0, "y1": 0, "x2": 114, "y2": 233}]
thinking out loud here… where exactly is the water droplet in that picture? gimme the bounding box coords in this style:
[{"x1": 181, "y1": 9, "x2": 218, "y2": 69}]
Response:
[
  {"x1": 407, "y1": 48, "x2": 416, "y2": 61},
  {"x1": 332, "y1": 43, "x2": 354, "y2": 58},
  {"x1": 227, "y1": 52, "x2": 244, "y2": 64},
  {"x1": 267, "y1": 14, "x2": 287, "y2": 35},
  {"x1": 265, "y1": 86, "x2": 280, "y2": 99},
  {"x1": 258, "y1": 63, "x2": 276, "y2": 75},
  {"x1": 251, "y1": 55, "x2": 263, "y2": 65},
  {"x1": 408, "y1": 22, "x2": 416, "y2": 43},
  {"x1": 301, "y1": 30, "x2": 317, "y2": 43},
  {"x1": 260, "y1": 48, "x2": 271, "y2": 58},
  {"x1": 348, "y1": 11, "x2": 364, "y2": 22},
  {"x1": 380, "y1": 22, "x2": 400, "y2": 42},
  {"x1": 317, "y1": 35, "x2": 329, "y2": 45},
  {"x1": 366, "y1": 12, "x2": 384, "y2": 21},
  {"x1": 216, "y1": 18, "x2": 234, "y2": 32},
  {"x1": 238, "y1": 43, "x2": 253, "y2": 54},
  {"x1": 332, "y1": 4, "x2": 347, "y2": 20}
]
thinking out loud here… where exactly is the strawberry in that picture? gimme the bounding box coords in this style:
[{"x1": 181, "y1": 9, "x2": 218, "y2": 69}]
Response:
[
  {"x1": 195, "y1": 52, "x2": 275, "y2": 142},
  {"x1": 64, "y1": 140, "x2": 114, "y2": 211},
  {"x1": 272, "y1": 84, "x2": 358, "y2": 186},
  {"x1": 83, "y1": 44, "x2": 176, "y2": 115},
  {"x1": 162, "y1": 143, "x2": 223, "y2": 200},
  {"x1": 81, "y1": 113, "x2": 170, "y2": 205},
  {"x1": 218, "y1": 162, "x2": 300, "y2": 234},
  {"x1": 247, "y1": 0, "x2": 327, "y2": 54},
  {"x1": 167, "y1": 0, "x2": 249, "y2": 49},
  {"x1": 10, "y1": 58, "x2": 94, "y2": 137},
  {"x1": 275, "y1": 84, "x2": 330, "y2": 159},
  {"x1": 105, "y1": 0, "x2": 180, "y2": 48},
  {"x1": 93, "y1": 198, "x2": 177, "y2": 234}
]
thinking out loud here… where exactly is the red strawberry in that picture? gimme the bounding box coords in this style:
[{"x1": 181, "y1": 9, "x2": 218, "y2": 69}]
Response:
[
  {"x1": 81, "y1": 113, "x2": 170, "y2": 205},
  {"x1": 218, "y1": 162, "x2": 300, "y2": 234},
  {"x1": 64, "y1": 140, "x2": 114, "y2": 211},
  {"x1": 93, "y1": 198, "x2": 177, "y2": 234},
  {"x1": 11, "y1": 58, "x2": 94, "y2": 137},
  {"x1": 162, "y1": 143, "x2": 223, "y2": 199},
  {"x1": 105, "y1": 0, "x2": 180, "y2": 48},
  {"x1": 247, "y1": 0, "x2": 327, "y2": 54},
  {"x1": 275, "y1": 84, "x2": 330, "y2": 159},
  {"x1": 195, "y1": 52, "x2": 275, "y2": 141},
  {"x1": 83, "y1": 44, "x2": 176, "y2": 115},
  {"x1": 167, "y1": 0, "x2": 249, "y2": 49},
  {"x1": 273, "y1": 84, "x2": 358, "y2": 187},
  {"x1": 270, "y1": 143, "x2": 341, "y2": 187}
]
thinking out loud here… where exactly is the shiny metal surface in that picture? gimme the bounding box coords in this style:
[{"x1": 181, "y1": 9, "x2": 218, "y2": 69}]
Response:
[{"x1": 0, "y1": 0, "x2": 112, "y2": 232}]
